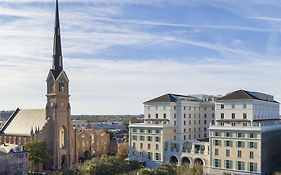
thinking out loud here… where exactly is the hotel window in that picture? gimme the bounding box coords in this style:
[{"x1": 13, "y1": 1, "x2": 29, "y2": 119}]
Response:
[
  {"x1": 226, "y1": 132, "x2": 232, "y2": 137},
  {"x1": 155, "y1": 136, "x2": 161, "y2": 142},
  {"x1": 174, "y1": 114, "x2": 176, "y2": 119},
  {"x1": 237, "y1": 161, "x2": 245, "y2": 170},
  {"x1": 204, "y1": 128, "x2": 207, "y2": 132},
  {"x1": 243, "y1": 104, "x2": 247, "y2": 109},
  {"x1": 237, "y1": 132, "x2": 243, "y2": 138},
  {"x1": 189, "y1": 135, "x2": 191, "y2": 139},
  {"x1": 174, "y1": 106, "x2": 176, "y2": 110},
  {"x1": 204, "y1": 120, "x2": 207, "y2": 124},
  {"x1": 133, "y1": 142, "x2": 136, "y2": 148},
  {"x1": 156, "y1": 113, "x2": 158, "y2": 118},
  {"x1": 194, "y1": 114, "x2": 196, "y2": 118},
  {"x1": 225, "y1": 160, "x2": 232, "y2": 169},
  {"x1": 231, "y1": 104, "x2": 235, "y2": 109},
  {"x1": 184, "y1": 106, "x2": 186, "y2": 110},
  {"x1": 204, "y1": 107, "x2": 207, "y2": 111},
  {"x1": 212, "y1": 120, "x2": 215, "y2": 125},
  {"x1": 147, "y1": 152, "x2": 152, "y2": 160},
  {"x1": 232, "y1": 113, "x2": 235, "y2": 119},
  {"x1": 249, "y1": 151, "x2": 254, "y2": 159},
  {"x1": 174, "y1": 121, "x2": 176, "y2": 126},
  {"x1": 221, "y1": 104, "x2": 224, "y2": 109},
  {"x1": 221, "y1": 113, "x2": 224, "y2": 119},
  {"x1": 147, "y1": 144, "x2": 151, "y2": 149},
  {"x1": 214, "y1": 140, "x2": 221, "y2": 146},
  {"x1": 204, "y1": 114, "x2": 207, "y2": 118},
  {"x1": 184, "y1": 135, "x2": 186, "y2": 140},
  {"x1": 212, "y1": 107, "x2": 215, "y2": 110},
  {"x1": 198, "y1": 120, "x2": 201, "y2": 124},
  {"x1": 237, "y1": 141, "x2": 244, "y2": 148},
  {"x1": 189, "y1": 128, "x2": 191, "y2": 132},
  {"x1": 147, "y1": 129, "x2": 152, "y2": 133},
  {"x1": 132, "y1": 135, "x2": 137, "y2": 141},
  {"x1": 184, "y1": 129, "x2": 186, "y2": 132},
  {"x1": 212, "y1": 114, "x2": 215, "y2": 118},
  {"x1": 231, "y1": 123, "x2": 236, "y2": 126},
  {"x1": 189, "y1": 121, "x2": 191, "y2": 125},
  {"x1": 184, "y1": 114, "x2": 186, "y2": 118},
  {"x1": 214, "y1": 159, "x2": 221, "y2": 168},
  {"x1": 140, "y1": 129, "x2": 144, "y2": 133},
  {"x1": 204, "y1": 133, "x2": 207, "y2": 137},
  {"x1": 155, "y1": 130, "x2": 160, "y2": 134},
  {"x1": 194, "y1": 120, "x2": 196, "y2": 125},
  {"x1": 243, "y1": 123, "x2": 247, "y2": 126},
  {"x1": 249, "y1": 133, "x2": 257, "y2": 138},
  {"x1": 156, "y1": 144, "x2": 159, "y2": 150},
  {"x1": 140, "y1": 136, "x2": 145, "y2": 141},
  {"x1": 249, "y1": 142, "x2": 257, "y2": 149},
  {"x1": 237, "y1": 150, "x2": 242, "y2": 158},
  {"x1": 225, "y1": 140, "x2": 233, "y2": 147},
  {"x1": 140, "y1": 143, "x2": 143, "y2": 149},
  {"x1": 199, "y1": 114, "x2": 201, "y2": 118},
  {"x1": 215, "y1": 131, "x2": 220, "y2": 136},
  {"x1": 226, "y1": 149, "x2": 230, "y2": 157},
  {"x1": 163, "y1": 113, "x2": 166, "y2": 118},
  {"x1": 189, "y1": 114, "x2": 191, "y2": 118},
  {"x1": 184, "y1": 121, "x2": 186, "y2": 125},
  {"x1": 155, "y1": 153, "x2": 161, "y2": 160},
  {"x1": 148, "y1": 113, "x2": 151, "y2": 118},
  {"x1": 243, "y1": 113, "x2": 247, "y2": 119},
  {"x1": 132, "y1": 128, "x2": 137, "y2": 132},
  {"x1": 147, "y1": 136, "x2": 152, "y2": 141},
  {"x1": 249, "y1": 162, "x2": 257, "y2": 172}
]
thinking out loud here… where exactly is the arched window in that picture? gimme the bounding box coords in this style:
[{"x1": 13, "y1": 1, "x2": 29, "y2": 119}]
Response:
[
  {"x1": 59, "y1": 126, "x2": 67, "y2": 149},
  {"x1": 59, "y1": 79, "x2": 65, "y2": 92}
]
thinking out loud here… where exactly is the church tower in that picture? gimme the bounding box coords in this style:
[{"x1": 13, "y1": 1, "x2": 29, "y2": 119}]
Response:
[{"x1": 46, "y1": 0, "x2": 74, "y2": 170}]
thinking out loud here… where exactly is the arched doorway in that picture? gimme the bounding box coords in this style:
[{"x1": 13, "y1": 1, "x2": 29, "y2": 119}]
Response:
[
  {"x1": 170, "y1": 155, "x2": 178, "y2": 164},
  {"x1": 181, "y1": 157, "x2": 191, "y2": 164},
  {"x1": 194, "y1": 158, "x2": 204, "y2": 165}
]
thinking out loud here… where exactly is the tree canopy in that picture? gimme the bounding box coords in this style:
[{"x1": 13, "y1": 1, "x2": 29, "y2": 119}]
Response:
[{"x1": 24, "y1": 140, "x2": 51, "y2": 166}]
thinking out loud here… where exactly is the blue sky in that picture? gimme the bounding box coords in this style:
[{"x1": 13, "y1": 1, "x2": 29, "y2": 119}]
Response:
[{"x1": 1, "y1": 0, "x2": 281, "y2": 114}]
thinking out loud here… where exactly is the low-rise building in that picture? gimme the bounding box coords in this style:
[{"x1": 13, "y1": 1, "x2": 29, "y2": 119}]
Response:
[{"x1": 0, "y1": 144, "x2": 29, "y2": 175}]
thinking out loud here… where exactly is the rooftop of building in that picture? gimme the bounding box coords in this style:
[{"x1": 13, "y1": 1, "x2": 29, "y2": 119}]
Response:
[{"x1": 217, "y1": 89, "x2": 279, "y2": 103}]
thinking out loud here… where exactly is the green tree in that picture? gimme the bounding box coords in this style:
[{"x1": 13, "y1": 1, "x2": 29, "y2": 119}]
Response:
[
  {"x1": 137, "y1": 168, "x2": 156, "y2": 175},
  {"x1": 176, "y1": 163, "x2": 190, "y2": 175},
  {"x1": 24, "y1": 140, "x2": 51, "y2": 171},
  {"x1": 192, "y1": 164, "x2": 203, "y2": 175},
  {"x1": 155, "y1": 165, "x2": 176, "y2": 175}
]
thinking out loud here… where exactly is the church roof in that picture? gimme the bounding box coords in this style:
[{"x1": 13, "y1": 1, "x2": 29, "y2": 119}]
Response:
[{"x1": 0, "y1": 109, "x2": 47, "y2": 136}]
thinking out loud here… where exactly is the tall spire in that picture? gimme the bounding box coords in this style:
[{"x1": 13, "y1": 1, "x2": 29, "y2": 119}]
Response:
[{"x1": 52, "y1": 0, "x2": 63, "y2": 71}]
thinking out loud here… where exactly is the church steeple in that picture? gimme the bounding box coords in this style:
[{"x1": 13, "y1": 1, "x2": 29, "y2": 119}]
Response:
[{"x1": 52, "y1": 0, "x2": 63, "y2": 71}]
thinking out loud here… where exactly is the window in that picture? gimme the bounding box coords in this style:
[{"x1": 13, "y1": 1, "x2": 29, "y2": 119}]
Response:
[
  {"x1": 184, "y1": 114, "x2": 186, "y2": 118},
  {"x1": 184, "y1": 135, "x2": 186, "y2": 140},
  {"x1": 225, "y1": 140, "x2": 233, "y2": 147},
  {"x1": 174, "y1": 121, "x2": 176, "y2": 126},
  {"x1": 184, "y1": 129, "x2": 186, "y2": 132},
  {"x1": 243, "y1": 104, "x2": 247, "y2": 109},
  {"x1": 237, "y1": 133, "x2": 243, "y2": 138},
  {"x1": 231, "y1": 104, "x2": 235, "y2": 109},
  {"x1": 163, "y1": 114, "x2": 166, "y2": 118},
  {"x1": 221, "y1": 113, "x2": 224, "y2": 119},
  {"x1": 212, "y1": 107, "x2": 215, "y2": 110},
  {"x1": 221, "y1": 104, "x2": 224, "y2": 109},
  {"x1": 249, "y1": 142, "x2": 257, "y2": 149},
  {"x1": 59, "y1": 80, "x2": 65, "y2": 92},
  {"x1": 231, "y1": 122, "x2": 236, "y2": 126},
  {"x1": 140, "y1": 143, "x2": 143, "y2": 149},
  {"x1": 189, "y1": 121, "x2": 191, "y2": 125},
  {"x1": 132, "y1": 128, "x2": 137, "y2": 132},
  {"x1": 155, "y1": 153, "x2": 161, "y2": 160},
  {"x1": 198, "y1": 120, "x2": 201, "y2": 124},
  {"x1": 148, "y1": 144, "x2": 151, "y2": 149},
  {"x1": 156, "y1": 113, "x2": 158, "y2": 118},
  {"x1": 215, "y1": 149, "x2": 219, "y2": 156},
  {"x1": 226, "y1": 149, "x2": 230, "y2": 157},
  {"x1": 237, "y1": 161, "x2": 245, "y2": 170},
  {"x1": 232, "y1": 113, "x2": 235, "y2": 119},
  {"x1": 133, "y1": 142, "x2": 136, "y2": 148},
  {"x1": 174, "y1": 114, "x2": 176, "y2": 118},
  {"x1": 132, "y1": 135, "x2": 137, "y2": 141},
  {"x1": 184, "y1": 121, "x2": 186, "y2": 125},
  {"x1": 237, "y1": 141, "x2": 244, "y2": 148},
  {"x1": 140, "y1": 136, "x2": 145, "y2": 141},
  {"x1": 204, "y1": 114, "x2": 207, "y2": 118},
  {"x1": 148, "y1": 113, "x2": 151, "y2": 118},
  {"x1": 249, "y1": 133, "x2": 257, "y2": 138},
  {"x1": 147, "y1": 136, "x2": 152, "y2": 141},
  {"x1": 214, "y1": 140, "x2": 221, "y2": 146},
  {"x1": 249, "y1": 162, "x2": 257, "y2": 172},
  {"x1": 243, "y1": 113, "x2": 247, "y2": 119},
  {"x1": 140, "y1": 129, "x2": 144, "y2": 133},
  {"x1": 147, "y1": 129, "x2": 152, "y2": 133},
  {"x1": 184, "y1": 106, "x2": 186, "y2": 110},
  {"x1": 212, "y1": 113, "x2": 215, "y2": 118},
  {"x1": 204, "y1": 128, "x2": 207, "y2": 132},
  {"x1": 147, "y1": 152, "x2": 152, "y2": 159},
  {"x1": 155, "y1": 136, "x2": 161, "y2": 142},
  {"x1": 155, "y1": 130, "x2": 160, "y2": 134},
  {"x1": 249, "y1": 151, "x2": 254, "y2": 159},
  {"x1": 204, "y1": 120, "x2": 207, "y2": 124},
  {"x1": 194, "y1": 120, "x2": 196, "y2": 125},
  {"x1": 237, "y1": 150, "x2": 242, "y2": 158},
  {"x1": 243, "y1": 123, "x2": 247, "y2": 126},
  {"x1": 225, "y1": 160, "x2": 232, "y2": 169},
  {"x1": 174, "y1": 106, "x2": 176, "y2": 110},
  {"x1": 189, "y1": 114, "x2": 191, "y2": 118},
  {"x1": 226, "y1": 132, "x2": 232, "y2": 137},
  {"x1": 215, "y1": 131, "x2": 220, "y2": 136},
  {"x1": 214, "y1": 159, "x2": 221, "y2": 168}
]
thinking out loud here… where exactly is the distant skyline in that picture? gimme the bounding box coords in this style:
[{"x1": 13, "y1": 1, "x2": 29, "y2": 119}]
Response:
[{"x1": 1, "y1": 0, "x2": 281, "y2": 114}]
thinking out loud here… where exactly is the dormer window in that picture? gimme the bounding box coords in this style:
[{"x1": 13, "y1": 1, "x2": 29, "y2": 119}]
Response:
[{"x1": 59, "y1": 79, "x2": 65, "y2": 92}]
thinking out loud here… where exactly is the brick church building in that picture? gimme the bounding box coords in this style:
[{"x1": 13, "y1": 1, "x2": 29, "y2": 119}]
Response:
[{"x1": 0, "y1": 0, "x2": 77, "y2": 170}]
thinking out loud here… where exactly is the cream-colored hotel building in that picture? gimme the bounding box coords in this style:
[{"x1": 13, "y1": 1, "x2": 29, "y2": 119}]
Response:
[{"x1": 129, "y1": 90, "x2": 281, "y2": 175}]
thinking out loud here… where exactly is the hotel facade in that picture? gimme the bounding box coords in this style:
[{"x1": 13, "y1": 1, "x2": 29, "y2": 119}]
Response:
[{"x1": 128, "y1": 90, "x2": 281, "y2": 174}]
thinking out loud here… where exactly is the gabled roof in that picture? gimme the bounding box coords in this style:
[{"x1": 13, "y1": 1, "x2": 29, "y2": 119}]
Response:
[
  {"x1": 144, "y1": 94, "x2": 178, "y2": 104},
  {"x1": 217, "y1": 90, "x2": 278, "y2": 103},
  {"x1": 0, "y1": 109, "x2": 47, "y2": 136}
]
